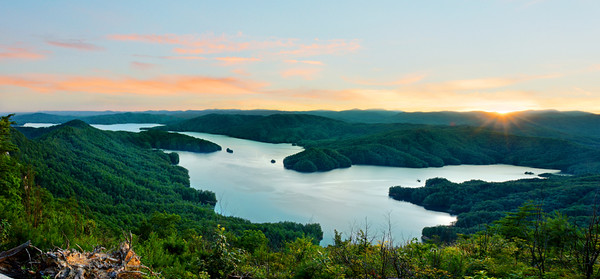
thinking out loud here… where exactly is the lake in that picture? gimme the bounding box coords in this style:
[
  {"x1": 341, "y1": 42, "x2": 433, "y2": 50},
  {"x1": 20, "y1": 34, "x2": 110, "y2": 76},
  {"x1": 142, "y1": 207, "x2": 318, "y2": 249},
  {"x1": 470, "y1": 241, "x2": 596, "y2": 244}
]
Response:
[
  {"x1": 176, "y1": 131, "x2": 559, "y2": 245},
  {"x1": 22, "y1": 123, "x2": 561, "y2": 245}
]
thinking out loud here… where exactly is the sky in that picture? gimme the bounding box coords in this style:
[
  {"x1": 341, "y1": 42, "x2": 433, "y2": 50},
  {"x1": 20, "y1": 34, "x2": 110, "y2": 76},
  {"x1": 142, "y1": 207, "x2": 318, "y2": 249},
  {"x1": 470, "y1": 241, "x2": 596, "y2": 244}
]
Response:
[{"x1": 1, "y1": 0, "x2": 599, "y2": 113}]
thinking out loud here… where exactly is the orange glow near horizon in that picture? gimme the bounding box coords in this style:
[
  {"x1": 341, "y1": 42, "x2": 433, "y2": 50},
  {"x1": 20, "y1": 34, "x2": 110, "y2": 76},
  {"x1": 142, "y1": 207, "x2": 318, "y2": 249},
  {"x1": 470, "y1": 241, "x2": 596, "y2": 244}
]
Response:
[
  {"x1": 2, "y1": 2, "x2": 599, "y2": 114},
  {"x1": 0, "y1": 74, "x2": 268, "y2": 96},
  {"x1": 2, "y1": 72, "x2": 600, "y2": 114}
]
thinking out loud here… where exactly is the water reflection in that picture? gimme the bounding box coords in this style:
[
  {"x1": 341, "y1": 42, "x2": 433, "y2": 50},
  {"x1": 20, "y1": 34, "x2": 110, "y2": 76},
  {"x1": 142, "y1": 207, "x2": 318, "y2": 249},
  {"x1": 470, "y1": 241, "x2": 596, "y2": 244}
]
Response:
[{"x1": 178, "y1": 132, "x2": 559, "y2": 245}]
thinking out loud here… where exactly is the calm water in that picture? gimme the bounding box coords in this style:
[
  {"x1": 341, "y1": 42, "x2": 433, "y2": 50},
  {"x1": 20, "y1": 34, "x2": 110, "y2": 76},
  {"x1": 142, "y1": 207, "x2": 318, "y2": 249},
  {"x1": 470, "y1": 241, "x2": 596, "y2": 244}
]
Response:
[
  {"x1": 23, "y1": 123, "x2": 560, "y2": 245},
  {"x1": 177, "y1": 132, "x2": 559, "y2": 245}
]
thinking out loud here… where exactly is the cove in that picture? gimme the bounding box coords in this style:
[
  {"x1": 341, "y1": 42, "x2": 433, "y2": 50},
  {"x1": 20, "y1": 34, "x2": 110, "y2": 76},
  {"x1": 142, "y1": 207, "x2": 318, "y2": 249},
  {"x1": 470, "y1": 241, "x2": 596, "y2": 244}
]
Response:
[{"x1": 177, "y1": 131, "x2": 559, "y2": 246}]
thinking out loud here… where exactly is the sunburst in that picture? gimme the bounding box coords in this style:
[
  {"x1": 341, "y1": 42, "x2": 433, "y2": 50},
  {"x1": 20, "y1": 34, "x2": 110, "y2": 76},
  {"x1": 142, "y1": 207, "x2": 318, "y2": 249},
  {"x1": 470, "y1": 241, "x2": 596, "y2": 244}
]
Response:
[{"x1": 478, "y1": 111, "x2": 524, "y2": 138}]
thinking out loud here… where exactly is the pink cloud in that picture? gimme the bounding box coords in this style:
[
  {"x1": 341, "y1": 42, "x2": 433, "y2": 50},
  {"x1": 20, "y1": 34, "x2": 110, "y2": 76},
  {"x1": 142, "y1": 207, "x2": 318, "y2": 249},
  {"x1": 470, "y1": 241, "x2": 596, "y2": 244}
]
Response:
[
  {"x1": 162, "y1": 56, "x2": 207, "y2": 60},
  {"x1": 0, "y1": 75, "x2": 54, "y2": 92},
  {"x1": 107, "y1": 34, "x2": 186, "y2": 44},
  {"x1": 173, "y1": 48, "x2": 206, "y2": 54},
  {"x1": 132, "y1": 54, "x2": 207, "y2": 60},
  {"x1": 46, "y1": 40, "x2": 104, "y2": 51},
  {"x1": 108, "y1": 33, "x2": 279, "y2": 54},
  {"x1": 0, "y1": 45, "x2": 46, "y2": 60},
  {"x1": 284, "y1": 59, "x2": 324, "y2": 65},
  {"x1": 108, "y1": 33, "x2": 357, "y2": 58},
  {"x1": 0, "y1": 74, "x2": 267, "y2": 96},
  {"x1": 214, "y1": 57, "x2": 260, "y2": 66},
  {"x1": 279, "y1": 39, "x2": 360, "y2": 56}
]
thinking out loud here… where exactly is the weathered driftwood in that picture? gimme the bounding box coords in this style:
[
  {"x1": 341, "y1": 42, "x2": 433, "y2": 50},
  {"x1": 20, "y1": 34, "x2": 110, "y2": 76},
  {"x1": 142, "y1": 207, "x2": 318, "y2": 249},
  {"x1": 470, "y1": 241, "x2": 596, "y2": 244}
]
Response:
[
  {"x1": 39, "y1": 241, "x2": 158, "y2": 279},
  {"x1": 0, "y1": 236, "x2": 158, "y2": 279}
]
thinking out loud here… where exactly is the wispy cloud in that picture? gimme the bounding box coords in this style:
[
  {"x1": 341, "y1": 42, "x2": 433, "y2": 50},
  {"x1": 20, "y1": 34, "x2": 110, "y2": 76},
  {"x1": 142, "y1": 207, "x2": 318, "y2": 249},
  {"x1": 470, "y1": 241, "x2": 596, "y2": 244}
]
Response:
[
  {"x1": 108, "y1": 33, "x2": 295, "y2": 55},
  {"x1": 284, "y1": 59, "x2": 324, "y2": 65},
  {"x1": 0, "y1": 74, "x2": 267, "y2": 96},
  {"x1": 258, "y1": 73, "x2": 565, "y2": 112},
  {"x1": 46, "y1": 40, "x2": 104, "y2": 51},
  {"x1": 0, "y1": 45, "x2": 47, "y2": 60},
  {"x1": 214, "y1": 57, "x2": 260, "y2": 65},
  {"x1": 108, "y1": 33, "x2": 359, "y2": 58},
  {"x1": 278, "y1": 39, "x2": 360, "y2": 56},
  {"x1": 263, "y1": 87, "x2": 542, "y2": 112},
  {"x1": 163, "y1": 56, "x2": 207, "y2": 60},
  {"x1": 133, "y1": 54, "x2": 207, "y2": 60},
  {"x1": 107, "y1": 34, "x2": 188, "y2": 44}
]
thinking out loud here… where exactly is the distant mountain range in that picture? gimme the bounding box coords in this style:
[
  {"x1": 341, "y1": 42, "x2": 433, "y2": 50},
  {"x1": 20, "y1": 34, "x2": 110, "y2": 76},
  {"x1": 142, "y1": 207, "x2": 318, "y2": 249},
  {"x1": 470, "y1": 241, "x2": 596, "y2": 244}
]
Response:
[
  {"x1": 9, "y1": 109, "x2": 600, "y2": 174},
  {"x1": 151, "y1": 113, "x2": 600, "y2": 174},
  {"x1": 11, "y1": 109, "x2": 600, "y2": 147}
]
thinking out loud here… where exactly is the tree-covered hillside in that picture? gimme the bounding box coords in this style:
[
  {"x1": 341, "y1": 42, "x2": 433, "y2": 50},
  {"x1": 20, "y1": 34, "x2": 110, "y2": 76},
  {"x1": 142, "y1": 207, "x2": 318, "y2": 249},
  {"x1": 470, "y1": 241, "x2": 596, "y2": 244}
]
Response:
[
  {"x1": 319, "y1": 127, "x2": 600, "y2": 174},
  {"x1": 16, "y1": 122, "x2": 222, "y2": 154},
  {"x1": 5, "y1": 113, "x2": 600, "y2": 278},
  {"x1": 14, "y1": 110, "x2": 600, "y2": 143},
  {"x1": 11, "y1": 120, "x2": 217, "y2": 228},
  {"x1": 1, "y1": 115, "x2": 325, "y2": 277},
  {"x1": 160, "y1": 113, "x2": 386, "y2": 144},
  {"x1": 158, "y1": 113, "x2": 600, "y2": 174},
  {"x1": 5, "y1": 119, "x2": 322, "y2": 248},
  {"x1": 389, "y1": 174, "x2": 600, "y2": 241}
]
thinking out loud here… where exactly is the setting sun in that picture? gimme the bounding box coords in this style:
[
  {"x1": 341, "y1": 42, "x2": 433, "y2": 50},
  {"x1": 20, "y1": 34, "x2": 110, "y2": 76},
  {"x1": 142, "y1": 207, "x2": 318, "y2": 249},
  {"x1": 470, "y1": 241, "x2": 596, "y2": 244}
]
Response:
[{"x1": 494, "y1": 110, "x2": 516, "y2": 115}]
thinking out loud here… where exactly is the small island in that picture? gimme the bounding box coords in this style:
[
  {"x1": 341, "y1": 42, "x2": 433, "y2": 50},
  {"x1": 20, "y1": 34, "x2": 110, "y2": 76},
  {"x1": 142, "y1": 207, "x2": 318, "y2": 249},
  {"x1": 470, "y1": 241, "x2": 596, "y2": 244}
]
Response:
[
  {"x1": 226, "y1": 148, "x2": 233, "y2": 153},
  {"x1": 271, "y1": 159, "x2": 276, "y2": 164}
]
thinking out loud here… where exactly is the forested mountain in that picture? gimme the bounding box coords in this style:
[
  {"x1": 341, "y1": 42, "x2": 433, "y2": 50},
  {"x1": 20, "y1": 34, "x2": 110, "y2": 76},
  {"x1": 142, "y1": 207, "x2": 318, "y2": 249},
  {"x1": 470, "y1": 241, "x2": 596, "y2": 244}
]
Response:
[
  {"x1": 15, "y1": 121, "x2": 222, "y2": 154},
  {"x1": 157, "y1": 113, "x2": 600, "y2": 174},
  {"x1": 11, "y1": 120, "x2": 213, "y2": 228},
  {"x1": 1, "y1": 115, "x2": 326, "y2": 277},
  {"x1": 5, "y1": 119, "x2": 322, "y2": 247},
  {"x1": 159, "y1": 113, "x2": 387, "y2": 143},
  {"x1": 13, "y1": 109, "x2": 600, "y2": 146},
  {"x1": 503, "y1": 110, "x2": 600, "y2": 147},
  {"x1": 317, "y1": 126, "x2": 600, "y2": 174},
  {"x1": 13, "y1": 111, "x2": 600, "y2": 174}
]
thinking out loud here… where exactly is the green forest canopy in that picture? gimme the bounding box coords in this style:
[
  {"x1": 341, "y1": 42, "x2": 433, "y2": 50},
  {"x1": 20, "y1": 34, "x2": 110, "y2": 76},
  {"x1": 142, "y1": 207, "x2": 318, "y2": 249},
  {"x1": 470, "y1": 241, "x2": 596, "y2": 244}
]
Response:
[
  {"x1": 158, "y1": 113, "x2": 600, "y2": 174},
  {"x1": 3, "y1": 113, "x2": 600, "y2": 278}
]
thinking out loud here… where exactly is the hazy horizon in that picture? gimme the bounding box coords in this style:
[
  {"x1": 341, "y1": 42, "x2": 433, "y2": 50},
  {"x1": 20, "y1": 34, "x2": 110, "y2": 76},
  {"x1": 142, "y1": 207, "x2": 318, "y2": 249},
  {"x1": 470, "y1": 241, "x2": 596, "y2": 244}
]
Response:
[{"x1": 4, "y1": 107, "x2": 597, "y2": 116}]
